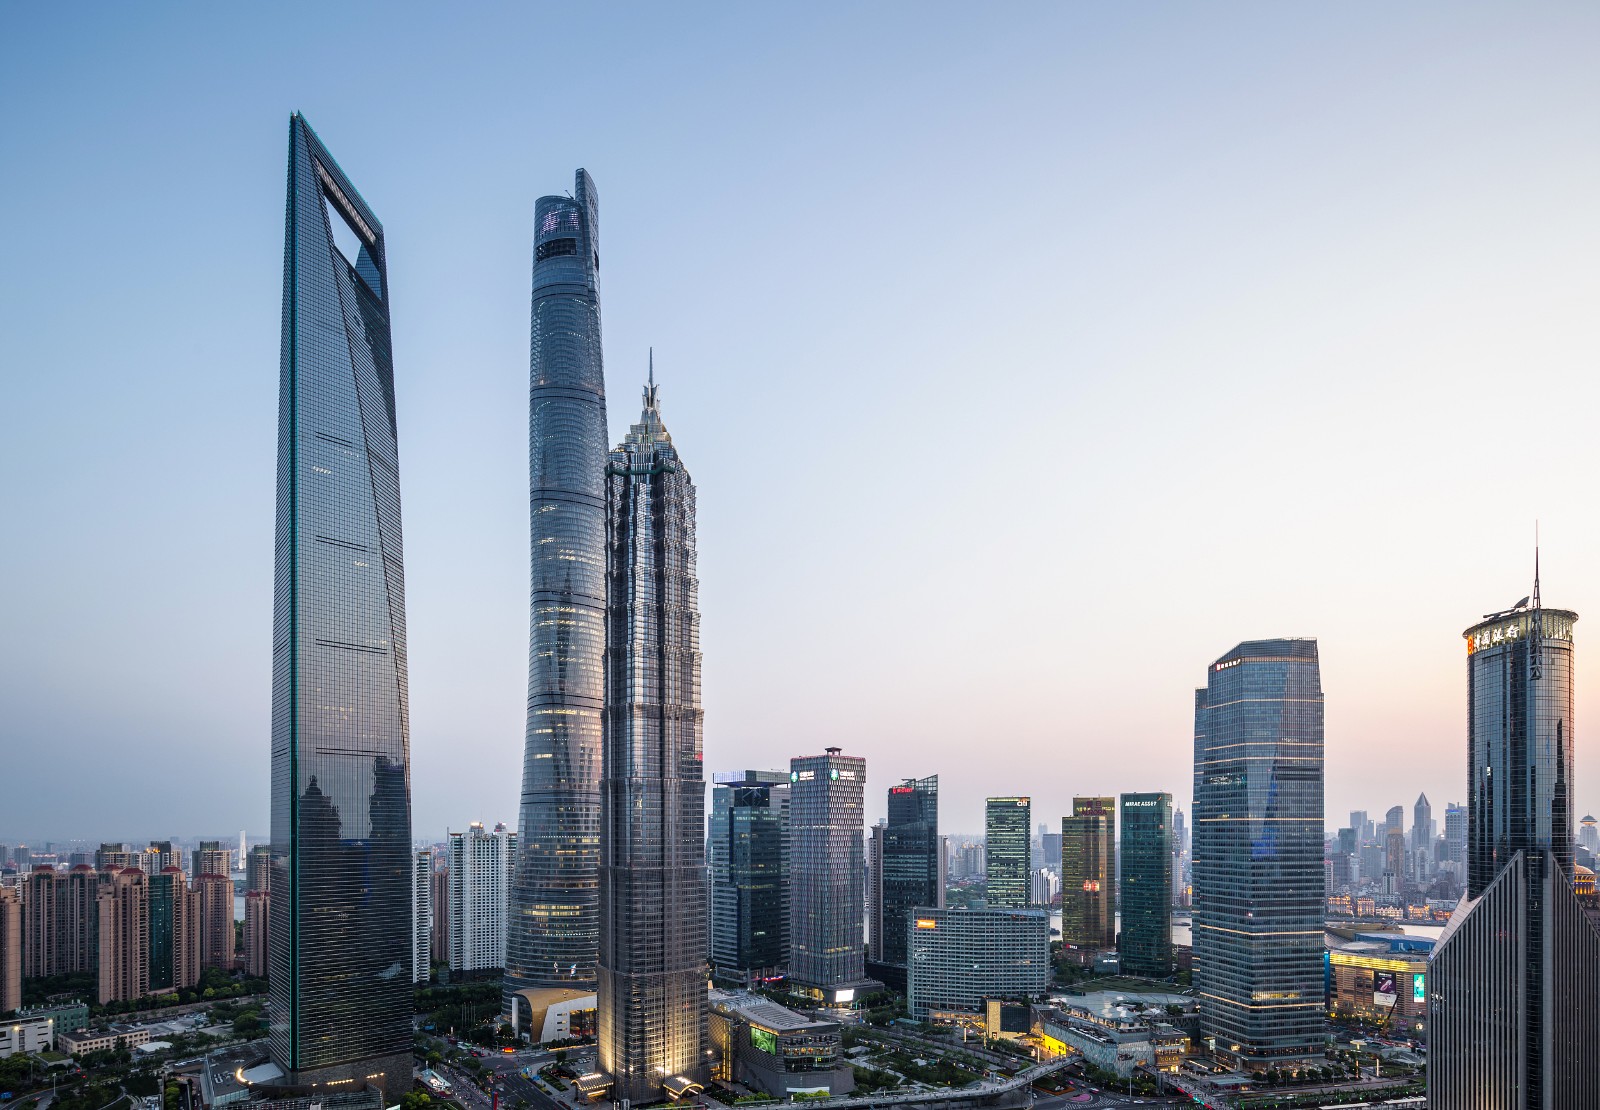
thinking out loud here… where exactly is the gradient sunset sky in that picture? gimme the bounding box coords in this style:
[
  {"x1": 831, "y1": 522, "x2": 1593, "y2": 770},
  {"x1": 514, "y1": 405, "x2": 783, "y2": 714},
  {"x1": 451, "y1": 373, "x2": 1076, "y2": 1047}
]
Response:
[{"x1": 3, "y1": 2, "x2": 1599, "y2": 842}]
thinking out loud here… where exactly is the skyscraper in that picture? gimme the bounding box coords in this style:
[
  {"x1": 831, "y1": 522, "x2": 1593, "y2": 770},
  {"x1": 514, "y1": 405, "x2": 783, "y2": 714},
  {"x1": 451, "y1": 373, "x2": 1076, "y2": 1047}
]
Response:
[
  {"x1": 412, "y1": 849, "x2": 431, "y2": 984},
  {"x1": 195, "y1": 872, "x2": 234, "y2": 971},
  {"x1": 709, "y1": 771, "x2": 790, "y2": 986},
  {"x1": 1193, "y1": 639, "x2": 1324, "y2": 1071},
  {"x1": 985, "y1": 797, "x2": 1031, "y2": 908},
  {"x1": 269, "y1": 113, "x2": 413, "y2": 1101},
  {"x1": 1412, "y1": 793, "x2": 1434, "y2": 855},
  {"x1": 789, "y1": 748, "x2": 877, "y2": 1004},
  {"x1": 148, "y1": 867, "x2": 199, "y2": 993},
  {"x1": 871, "y1": 776, "x2": 942, "y2": 984},
  {"x1": 597, "y1": 374, "x2": 708, "y2": 1102},
  {"x1": 245, "y1": 890, "x2": 270, "y2": 979},
  {"x1": 1061, "y1": 798, "x2": 1115, "y2": 951},
  {"x1": 97, "y1": 868, "x2": 149, "y2": 1005},
  {"x1": 193, "y1": 842, "x2": 231, "y2": 880},
  {"x1": 1119, "y1": 792, "x2": 1173, "y2": 977},
  {"x1": 507, "y1": 170, "x2": 610, "y2": 1013},
  {"x1": 448, "y1": 822, "x2": 515, "y2": 973},
  {"x1": 21, "y1": 868, "x2": 57, "y2": 979},
  {"x1": 1429, "y1": 591, "x2": 1600, "y2": 1104},
  {"x1": 0, "y1": 886, "x2": 19, "y2": 1015}
]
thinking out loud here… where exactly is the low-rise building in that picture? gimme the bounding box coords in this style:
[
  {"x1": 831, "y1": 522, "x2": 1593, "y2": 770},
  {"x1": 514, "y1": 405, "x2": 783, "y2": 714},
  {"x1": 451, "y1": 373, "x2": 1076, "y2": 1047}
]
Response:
[
  {"x1": 507, "y1": 986, "x2": 596, "y2": 1044},
  {"x1": 1326, "y1": 931, "x2": 1432, "y2": 1037},
  {"x1": 16, "y1": 1001, "x2": 89, "y2": 1035},
  {"x1": 905, "y1": 907, "x2": 1049, "y2": 1020},
  {"x1": 1033, "y1": 1003, "x2": 1186, "y2": 1078},
  {"x1": 708, "y1": 989, "x2": 854, "y2": 1098},
  {"x1": 59, "y1": 1023, "x2": 153, "y2": 1055},
  {"x1": 0, "y1": 1015, "x2": 56, "y2": 1058}
]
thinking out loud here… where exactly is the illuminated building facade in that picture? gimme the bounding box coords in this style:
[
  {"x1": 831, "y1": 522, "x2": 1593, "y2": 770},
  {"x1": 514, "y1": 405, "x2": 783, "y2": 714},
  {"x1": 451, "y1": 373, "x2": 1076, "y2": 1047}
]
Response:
[
  {"x1": 596, "y1": 375, "x2": 708, "y2": 1102},
  {"x1": 904, "y1": 907, "x2": 1049, "y2": 1019},
  {"x1": 1118, "y1": 792, "x2": 1172, "y2": 976},
  {"x1": 1193, "y1": 639, "x2": 1325, "y2": 1070},
  {"x1": 448, "y1": 822, "x2": 516, "y2": 973},
  {"x1": 789, "y1": 749, "x2": 876, "y2": 1004},
  {"x1": 1327, "y1": 933, "x2": 1430, "y2": 1036},
  {"x1": 1061, "y1": 798, "x2": 1115, "y2": 951},
  {"x1": 507, "y1": 169, "x2": 610, "y2": 1010},
  {"x1": 1429, "y1": 599, "x2": 1600, "y2": 1106},
  {"x1": 985, "y1": 797, "x2": 1031, "y2": 908},
  {"x1": 269, "y1": 113, "x2": 413, "y2": 1102},
  {"x1": 710, "y1": 771, "x2": 790, "y2": 985}
]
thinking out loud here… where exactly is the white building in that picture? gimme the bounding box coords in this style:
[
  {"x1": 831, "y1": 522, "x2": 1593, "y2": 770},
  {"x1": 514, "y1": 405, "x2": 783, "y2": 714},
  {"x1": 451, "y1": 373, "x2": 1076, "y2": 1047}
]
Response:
[
  {"x1": 0, "y1": 1015, "x2": 55, "y2": 1058},
  {"x1": 412, "y1": 849, "x2": 432, "y2": 983},
  {"x1": 448, "y1": 822, "x2": 515, "y2": 973}
]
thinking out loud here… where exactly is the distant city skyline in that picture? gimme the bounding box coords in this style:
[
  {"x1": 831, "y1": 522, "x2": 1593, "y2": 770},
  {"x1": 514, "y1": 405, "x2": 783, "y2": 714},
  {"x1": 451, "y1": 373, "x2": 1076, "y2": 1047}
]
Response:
[{"x1": 5, "y1": 4, "x2": 1600, "y2": 840}]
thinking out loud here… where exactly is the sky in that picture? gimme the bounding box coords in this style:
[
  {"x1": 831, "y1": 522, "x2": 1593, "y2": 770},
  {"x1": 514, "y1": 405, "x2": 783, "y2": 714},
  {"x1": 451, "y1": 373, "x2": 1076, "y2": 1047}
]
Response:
[{"x1": 3, "y1": 2, "x2": 1600, "y2": 845}]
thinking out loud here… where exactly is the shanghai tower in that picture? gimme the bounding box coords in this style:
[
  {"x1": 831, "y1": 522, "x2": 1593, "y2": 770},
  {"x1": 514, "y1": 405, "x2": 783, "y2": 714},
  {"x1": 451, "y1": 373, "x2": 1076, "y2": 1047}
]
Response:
[
  {"x1": 269, "y1": 114, "x2": 412, "y2": 1102},
  {"x1": 506, "y1": 170, "x2": 609, "y2": 1015}
]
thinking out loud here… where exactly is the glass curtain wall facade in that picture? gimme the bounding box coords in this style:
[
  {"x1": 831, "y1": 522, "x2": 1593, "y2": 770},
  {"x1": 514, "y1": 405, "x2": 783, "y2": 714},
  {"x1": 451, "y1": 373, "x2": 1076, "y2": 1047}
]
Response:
[
  {"x1": 789, "y1": 749, "x2": 874, "y2": 1002},
  {"x1": 1061, "y1": 797, "x2": 1115, "y2": 950},
  {"x1": 507, "y1": 170, "x2": 609, "y2": 1008},
  {"x1": 1118, "y1": 793, "x2": 1173, "y2": 977},
  {"x1": 880, "y1": 776, "x2": 941, "y2": 967},
  {"x1": 985, "y1": 797, "x2": 1031, "y2": 908},
  {"x1": 1429, "y1": 602, "x2": 1600, "y2": 1106},
  {"x1": 1193, "y1": 639, "x2": 1324, "y2": 1071},
  {"x1": 596, "y1": 377, "x2": 708, "y2": 1102},
  {"x1": 709, "y1": 771, "x2": 790, "y2": 985},
  {"x1": 269, "y1": 113, "x2": 413, "y2": 1102}
]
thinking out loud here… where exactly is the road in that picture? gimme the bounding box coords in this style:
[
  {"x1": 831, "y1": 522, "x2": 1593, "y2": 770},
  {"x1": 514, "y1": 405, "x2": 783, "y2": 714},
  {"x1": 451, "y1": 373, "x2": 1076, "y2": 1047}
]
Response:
[{"x1": 432, "y1": 1046, "x2": 597, "y2": 1110}]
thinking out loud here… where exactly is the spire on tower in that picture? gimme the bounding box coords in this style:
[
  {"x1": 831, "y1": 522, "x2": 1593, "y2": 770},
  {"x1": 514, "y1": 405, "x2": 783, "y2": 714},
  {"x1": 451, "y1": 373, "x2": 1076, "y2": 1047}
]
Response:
[{"x1": 643, "y1": 347, "x2": 659, "y2": 414}]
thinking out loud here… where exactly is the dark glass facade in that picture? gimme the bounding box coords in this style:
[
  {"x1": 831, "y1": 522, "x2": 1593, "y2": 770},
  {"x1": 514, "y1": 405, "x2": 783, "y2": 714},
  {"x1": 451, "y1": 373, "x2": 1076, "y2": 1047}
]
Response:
[
  {"x1": 1193, "y1": 639, "x2": 1324, "y2": 1070},
  {"x1": 1061, "y1": 797, "x2": 1114, "y2": 950},
  {"x1": 879, "y1": 776, "x2": 940, "y2": 968},
  {"x1": 507, "y1": 170, "x2": 609, "y2": 1005},
  {"x1": 985, "y1": 797, "x2": 1031, "y2": 909},
  {"x1": 1429, "y1": 603, "x2": 1600, "y2": 1106},
  {"x1": 1118, "y1": 792, "x2": 1172, "y2": 977},
  {"x1": 148, "y1": 870, "x2": 176, "y2": 992},
  {"x1": 709, "y1": 771, "x2": 790, "y2": 985},
  {"x1": 269, "y1": 114, "x2": 413, "y2": 1101},
  {"x1": 596, "y1": 378, "x2": 708, "y2": 1101}
]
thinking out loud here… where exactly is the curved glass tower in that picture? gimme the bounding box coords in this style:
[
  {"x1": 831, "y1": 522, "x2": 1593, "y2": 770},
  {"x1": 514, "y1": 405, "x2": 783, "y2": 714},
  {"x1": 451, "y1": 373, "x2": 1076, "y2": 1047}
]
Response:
[
  {"x1": 269, "y1": 114, "x2": 412, "y2": 1102},
  {"x1": 506, "y1": 170, "x2": 609, "y2": 1009}
]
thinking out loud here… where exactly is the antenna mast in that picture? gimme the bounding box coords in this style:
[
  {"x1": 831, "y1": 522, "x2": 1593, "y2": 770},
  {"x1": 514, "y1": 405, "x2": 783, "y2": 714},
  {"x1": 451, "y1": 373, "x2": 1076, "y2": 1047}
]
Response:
[{"x1": 1531, "y1": 523, "x2": 1543, "y2": 681}]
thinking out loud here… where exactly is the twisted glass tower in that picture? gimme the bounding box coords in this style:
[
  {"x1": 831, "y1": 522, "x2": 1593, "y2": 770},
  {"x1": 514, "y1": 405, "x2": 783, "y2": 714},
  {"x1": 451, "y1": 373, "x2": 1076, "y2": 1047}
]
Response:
[
  {"x1": 597, "y1": 374, "x2": 708, "y2": 1102},
  {"x1": 506, "y1": 171, "x2": 609, "y2": 1011},
  {"x1": 269, "y1": 114, "x2": 412, "y2": 1102}
]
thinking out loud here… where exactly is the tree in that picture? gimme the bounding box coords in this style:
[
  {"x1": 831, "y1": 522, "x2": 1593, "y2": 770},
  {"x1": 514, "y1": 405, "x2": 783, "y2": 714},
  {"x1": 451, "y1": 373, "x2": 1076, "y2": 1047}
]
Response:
[{"x1": 401, "y1": 1091, "x2": 433, "y2": 1110}]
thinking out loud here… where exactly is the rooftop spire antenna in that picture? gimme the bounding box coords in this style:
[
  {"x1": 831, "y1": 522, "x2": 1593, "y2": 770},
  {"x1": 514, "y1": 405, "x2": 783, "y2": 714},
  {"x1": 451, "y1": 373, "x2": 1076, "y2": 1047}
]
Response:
[{"x1": 1532, "y1": 521, "x2": 1544, "y2": 681}]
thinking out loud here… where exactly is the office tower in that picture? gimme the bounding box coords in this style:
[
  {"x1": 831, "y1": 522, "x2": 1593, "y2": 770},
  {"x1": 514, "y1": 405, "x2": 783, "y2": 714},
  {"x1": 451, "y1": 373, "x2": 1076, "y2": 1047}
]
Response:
[
  {"x1": 193, "y1": 842, "x2": 231, "y2": 879},
  {"x1": 21, "y1": 868, "x2": 57, "y2": 978},
  {"x1": 1412, "y1": 793, "x2": 1434, "y2": 854},
  {"x1": 1061, "y1": 798, "x2": 1115, "y2": 951},
  {"x1": 1348, "y1": 812, "x2": 1367, "y2": 846},
  {"x1": 430, "y1": 868, "x2": 449, "y2": 966},
  {"x1": 1581, "y1": 814, "x2": 1600, "y2": 857},
  {"x1": 448, "y1": 823, "x2": 515, "y2": 973},
  {"x1": 985, "y1": 797, "x2": 1031, "y2": 908},
  {"x1": 1384, "y1": 827, "x2": 1406, "y2": 896},
  {"x1": 1385, "y1": 805, "x2": 1404, "y2": 838},
  {"x1": 1442, "y1": 803, "x2": 1467, "y2": 865},
  {"x1": 148, "y1": 867, "x2": 199, "y2": 993},
  {"x1": 269, "y1": 113, "x2": 413, "y2": 1101},
  {"x1": 1430, "y1": 591, "x2": 1600, "y2": 1104},
  {"x1": 905, "y1": 908, "x2": 1049, "y2": 1019},
  {"x1": 1173, "y1": 807, "x2": 1190, "y2": 906},
  {"x1": 1040, "y1": 831, "x2": 1062, "y2": 872},
  {"x1": 247, "y1": 845, "x2": 271, "y2": 893},
  {"x1": 709, "y1": 771, "x2": 790, "y2": 986},
  {"x1": 96, "y1": 850, "x2": 133, "y2": 876},
  {"x1": 1193, "y1": 639, "x2": 1324, "y2": 1071},
  {"x1": 411, "y1": 850, "x2": 431, "y2": 984},
  {"x1": 1119, "y1": 793, "x2": 1173, "y2": 977},
  {"x1": 9, "y1": 848, "x2": 27, "y2": 872},
  {"x1": 872, "y1": 776, "x2": 942, "y2": 979},
  {"x1": 97, "y1": 868, "x2": 149, "y2": 1004},
  {"x1": 789, "y1": 748, "x2": 875, "y2": 1004},
  {"x1": 0, "y1": 846, "x2": 8, "y2": 869},
  {"x1": 596, "y1": 373, "x2": 708, "y2": 1101},
  {"x1": 506, "y1": 168, "x2": 609, "y2": 1013},
  {"x1": 0, "y1": 886, "x2": 19, "y2": 1014},
  {"x1": 244, "y1": 890, "x2": 270, "y2": 979},
  {"x1": 194, "y1": 873, "x2": 233, "y2": 970}
]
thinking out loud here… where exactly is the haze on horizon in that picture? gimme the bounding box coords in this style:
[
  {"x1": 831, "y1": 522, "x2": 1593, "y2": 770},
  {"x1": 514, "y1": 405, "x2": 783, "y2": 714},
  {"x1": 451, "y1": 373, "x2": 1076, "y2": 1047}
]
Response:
[{"x1": 3, "y1": 2, "x2": 1599, "y2": 845}]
